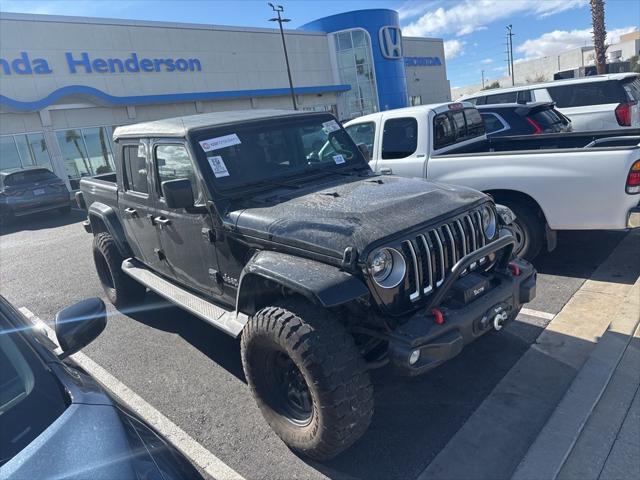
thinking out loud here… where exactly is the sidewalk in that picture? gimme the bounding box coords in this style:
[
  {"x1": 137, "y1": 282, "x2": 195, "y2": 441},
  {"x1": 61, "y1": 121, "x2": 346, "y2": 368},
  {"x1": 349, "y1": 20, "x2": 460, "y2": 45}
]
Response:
[{"x1": 514, "y1": 276, "x2": 640, "y2": 480}]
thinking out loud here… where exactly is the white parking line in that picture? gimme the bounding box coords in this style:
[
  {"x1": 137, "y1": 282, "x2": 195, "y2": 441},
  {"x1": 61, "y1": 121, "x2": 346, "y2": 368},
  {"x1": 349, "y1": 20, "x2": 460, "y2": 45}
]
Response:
[
  {"x1": 519, "y1": 307, "x2": 555, "y2": 321},
  {"x1": 19, "y1": 307, "x2": 245, "y2": 480}
]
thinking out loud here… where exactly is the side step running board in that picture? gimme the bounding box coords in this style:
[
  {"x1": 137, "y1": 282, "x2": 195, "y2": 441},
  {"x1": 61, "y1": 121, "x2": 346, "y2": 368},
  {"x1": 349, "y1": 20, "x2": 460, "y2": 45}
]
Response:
[{"x1": 121, "y1": 259, "x2": 247, "y2": 337}]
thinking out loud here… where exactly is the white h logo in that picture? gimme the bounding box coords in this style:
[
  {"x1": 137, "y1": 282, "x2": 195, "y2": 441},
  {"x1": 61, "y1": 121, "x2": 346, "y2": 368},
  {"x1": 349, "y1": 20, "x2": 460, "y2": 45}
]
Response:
[{"x1": 379, "y1": 26, "x2": 403, "y2": 59}]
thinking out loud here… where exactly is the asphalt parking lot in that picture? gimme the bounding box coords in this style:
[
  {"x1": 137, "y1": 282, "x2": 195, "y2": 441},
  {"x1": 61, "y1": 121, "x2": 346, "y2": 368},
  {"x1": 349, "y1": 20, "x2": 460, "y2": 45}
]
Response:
[{"x1": 0, "y1": 209, "x2": 633, "y2": 480}]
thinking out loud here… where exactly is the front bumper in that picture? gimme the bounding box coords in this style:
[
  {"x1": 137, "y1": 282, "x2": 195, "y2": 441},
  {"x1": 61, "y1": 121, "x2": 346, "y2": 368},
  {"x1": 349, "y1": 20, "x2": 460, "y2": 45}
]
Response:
[
  {"x1": 627, "y1": 206, "x2": 640, "y2": 228},
  {"x1": 385, "y1": 234, "x2": 536, "y2": 376}
]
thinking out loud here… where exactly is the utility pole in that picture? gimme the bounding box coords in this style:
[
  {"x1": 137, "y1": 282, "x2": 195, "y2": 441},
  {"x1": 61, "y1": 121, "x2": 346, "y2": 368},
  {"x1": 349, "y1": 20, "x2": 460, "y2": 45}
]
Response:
[
  {"x1": 481, "y1": 70, "x2": 485, "y2": 89},
  {"x1": 505, "y1": 36, "x2": 511, "y2": 77},
  {"x1": 268, "y1": 3, "x2": 297, "y2": 110},
  {"x1": 507, "y1": 25, "x2": 515, "y2": 86}
]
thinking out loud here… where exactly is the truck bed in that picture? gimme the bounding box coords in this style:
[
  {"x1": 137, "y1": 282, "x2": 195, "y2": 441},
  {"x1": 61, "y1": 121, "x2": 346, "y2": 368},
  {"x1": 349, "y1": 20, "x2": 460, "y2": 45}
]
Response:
[
  {"x1": 435, "y1": 129, "x2": 640, "y2": 157},
  {"x1": 79, "y1": 173, "x2": 118, "y2": 210}
]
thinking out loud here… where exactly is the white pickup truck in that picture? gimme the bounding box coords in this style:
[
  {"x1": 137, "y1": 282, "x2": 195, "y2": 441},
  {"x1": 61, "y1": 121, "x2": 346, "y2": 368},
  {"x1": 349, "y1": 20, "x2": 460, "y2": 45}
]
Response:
[{"x1": 344, "y1": 102, "x2": 640, "y2": 259}]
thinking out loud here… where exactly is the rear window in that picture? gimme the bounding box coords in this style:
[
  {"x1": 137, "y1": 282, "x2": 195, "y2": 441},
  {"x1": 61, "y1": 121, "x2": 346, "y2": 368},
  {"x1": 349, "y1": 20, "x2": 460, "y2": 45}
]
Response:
[
  {"x1": 481, "y1": 113, "x2": 506, "y2": 134},
  {"x1": 4, "y1": 169, "x2": 57, "y2": 187},
  {"x1": 433, "y1": 108, "x2": 486, "y2": 150},
  {"x1": 547, "y1": 80, "x2": 627, "y2": 107},
  {"x1": 622, "y1": 78, "x2": 640, "y2": 101},
  {"x1": 529, "y1": 108, "x2": 567, "y2": 128}
]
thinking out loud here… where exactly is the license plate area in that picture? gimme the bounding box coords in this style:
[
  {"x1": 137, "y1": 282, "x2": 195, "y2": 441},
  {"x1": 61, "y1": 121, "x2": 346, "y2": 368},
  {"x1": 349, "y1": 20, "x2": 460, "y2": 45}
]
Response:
[
  {"x1": 448, "y1": 272, "x2": 491, "y2": 307},
  {"x1": 33, "y1": 188, "x2": 46, "y2": 196}
]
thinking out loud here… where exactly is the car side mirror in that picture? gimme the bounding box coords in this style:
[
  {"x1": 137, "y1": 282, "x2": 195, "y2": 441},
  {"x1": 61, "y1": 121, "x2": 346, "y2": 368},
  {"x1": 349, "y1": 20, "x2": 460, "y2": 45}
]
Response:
[
  {"x1": 357, "y1": 143, "x2": 370, "y2": 161},
  {"x1": 55, "y1": 298, "x2": 106, "y2": 360},
  {"x1": 162, "y1": 178, "x2": 195, "y2": 209}
]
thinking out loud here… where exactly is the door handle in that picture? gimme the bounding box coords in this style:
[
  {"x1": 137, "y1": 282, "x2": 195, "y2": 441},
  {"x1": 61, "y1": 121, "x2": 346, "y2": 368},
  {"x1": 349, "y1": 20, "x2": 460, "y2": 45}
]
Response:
[
  {"x1": 380, "y1": 167, "x2": 393, "y2": 175},
  {"x1": 153, "y1": 216, "x2": 171, "y2": 226},
  {"x1": 124, "y1": 207, "x2": 137, "y2": 216}
]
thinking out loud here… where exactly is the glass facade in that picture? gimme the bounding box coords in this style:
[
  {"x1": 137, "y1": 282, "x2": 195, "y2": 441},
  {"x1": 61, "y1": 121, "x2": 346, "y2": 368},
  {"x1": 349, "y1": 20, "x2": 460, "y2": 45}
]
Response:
[
  {"x1": 333, "y1": 29, "x2": 378, "y2": 120},
  {"x1": 0, "y1": 133, "x2": 53, "y2": 172},
  {"x1": 55, "y1": 126, "x2": 115, "y2": 189}
]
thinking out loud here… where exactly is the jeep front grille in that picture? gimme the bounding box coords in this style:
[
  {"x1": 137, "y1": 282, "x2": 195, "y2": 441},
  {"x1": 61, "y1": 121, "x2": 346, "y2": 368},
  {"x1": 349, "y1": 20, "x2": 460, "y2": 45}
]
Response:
[{"x1": 401, "y1": 210, "x2": 489, "y2": 302}]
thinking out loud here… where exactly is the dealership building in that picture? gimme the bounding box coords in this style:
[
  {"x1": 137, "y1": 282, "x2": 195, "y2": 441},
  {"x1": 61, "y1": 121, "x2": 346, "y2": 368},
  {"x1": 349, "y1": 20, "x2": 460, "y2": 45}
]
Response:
[{"x1": 0, "y1": 9, "x2": 450, "y2": 190}]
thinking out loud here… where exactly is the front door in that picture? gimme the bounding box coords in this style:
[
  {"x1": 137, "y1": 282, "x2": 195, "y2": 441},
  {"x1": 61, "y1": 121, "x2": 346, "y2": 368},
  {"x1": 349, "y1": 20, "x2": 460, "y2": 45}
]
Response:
[
  {"x1": 150, "y1": 142, "x2": 222, "y2": 297},
  {"x1": 118, "y1": 142, "x2": 163, "y2": 270},
  {"x1": 373, "y1": 115, "x2": 427, "y2": 178}
]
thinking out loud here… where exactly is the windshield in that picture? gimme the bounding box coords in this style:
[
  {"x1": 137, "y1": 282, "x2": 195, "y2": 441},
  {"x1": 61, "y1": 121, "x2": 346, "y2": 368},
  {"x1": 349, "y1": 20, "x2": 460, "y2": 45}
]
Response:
[
  {"x1": 191, "y1": 114, "x2": 365, "y2": 192},
  {"x1": 0, "y1": 313, "x2": 67, "y2": 466}
]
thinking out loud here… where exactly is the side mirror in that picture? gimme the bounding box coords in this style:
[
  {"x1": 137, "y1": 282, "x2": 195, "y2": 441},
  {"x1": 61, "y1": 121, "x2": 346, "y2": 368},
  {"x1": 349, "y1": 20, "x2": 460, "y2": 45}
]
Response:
[
  {"x1": 55, "y1": 298, "x2": 106, "y2": 360},
  {"x1": 162, "y1": 178, "x2": 194, "y2": 209},
  {"x1": 357, "y1": 143, "x2": 370, "y2": 161}
]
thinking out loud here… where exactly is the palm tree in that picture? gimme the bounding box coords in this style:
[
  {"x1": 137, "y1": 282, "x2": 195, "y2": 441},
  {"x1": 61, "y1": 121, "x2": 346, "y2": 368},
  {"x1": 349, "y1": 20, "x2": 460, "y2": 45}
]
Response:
[
  {"x1": 590, "y1": 0, "x2": 607, "y2": 75},
  {"x1": 65, "y1": 129, "x2": 91, "y2": 176}
]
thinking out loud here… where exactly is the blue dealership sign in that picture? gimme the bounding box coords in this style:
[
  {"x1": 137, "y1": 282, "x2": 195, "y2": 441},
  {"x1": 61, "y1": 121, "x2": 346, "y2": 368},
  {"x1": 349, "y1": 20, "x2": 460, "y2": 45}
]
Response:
[{"x1": 404, "y1": 56, "x2": 442, "y2": 67}]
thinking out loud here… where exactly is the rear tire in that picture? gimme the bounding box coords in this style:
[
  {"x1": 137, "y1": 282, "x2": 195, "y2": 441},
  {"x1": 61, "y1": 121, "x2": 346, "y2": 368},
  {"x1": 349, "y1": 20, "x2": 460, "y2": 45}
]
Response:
[
  {"x1": 506, "y1": 202, "x2": 544, "y2": 261},
  {"x1": 92, "y1": 232, "x2": 146, "y2": 308},
  {"x1": 241, "y1": 299, "x2": 374, "y2": 460}
]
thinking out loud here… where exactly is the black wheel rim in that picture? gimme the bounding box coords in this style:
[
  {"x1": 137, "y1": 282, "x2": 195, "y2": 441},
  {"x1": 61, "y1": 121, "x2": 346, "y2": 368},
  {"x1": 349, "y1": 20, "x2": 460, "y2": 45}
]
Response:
[{"x1": 270, "y1": 351, "x2": 313, "y2": 426}]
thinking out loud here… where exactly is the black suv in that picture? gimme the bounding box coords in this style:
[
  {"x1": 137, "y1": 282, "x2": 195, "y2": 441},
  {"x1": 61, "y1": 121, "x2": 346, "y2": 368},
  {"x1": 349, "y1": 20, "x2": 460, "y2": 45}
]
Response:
[
  {"x1": 78, "y1": 110, "x2": 536, "y2": 460},
  {"x1": 478, "y1": 102, "x2": 572, "y2": 137}
]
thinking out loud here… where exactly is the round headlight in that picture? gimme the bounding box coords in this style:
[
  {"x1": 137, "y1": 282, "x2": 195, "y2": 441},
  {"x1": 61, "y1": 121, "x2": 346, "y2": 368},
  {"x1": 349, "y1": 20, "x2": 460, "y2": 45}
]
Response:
[
  {"x1": 368, "y1": 248, "x2": 406, "y2": 288},
  {"x1": 481, "y1": 205, "x2": 497, "y2": 239}
]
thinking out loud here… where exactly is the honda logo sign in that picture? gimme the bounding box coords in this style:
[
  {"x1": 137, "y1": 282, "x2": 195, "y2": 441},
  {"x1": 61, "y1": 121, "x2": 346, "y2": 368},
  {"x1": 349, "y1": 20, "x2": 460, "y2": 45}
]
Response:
[{"x1": 379, "y1": 26, "x2": 403, "y2": 59}]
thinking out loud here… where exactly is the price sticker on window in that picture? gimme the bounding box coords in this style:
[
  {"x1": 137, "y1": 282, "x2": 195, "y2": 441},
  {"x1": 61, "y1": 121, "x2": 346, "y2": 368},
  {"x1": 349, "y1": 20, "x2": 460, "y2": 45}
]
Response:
[
  {"x1": 208, "y1": 155, "x2": 230, "y2": 178},
  {"x1": 333, "y1": 154, "x2": 346, "y2": 165},
  {"x1": 322, "y1": 120, "x2": 341, "y2": 133}
]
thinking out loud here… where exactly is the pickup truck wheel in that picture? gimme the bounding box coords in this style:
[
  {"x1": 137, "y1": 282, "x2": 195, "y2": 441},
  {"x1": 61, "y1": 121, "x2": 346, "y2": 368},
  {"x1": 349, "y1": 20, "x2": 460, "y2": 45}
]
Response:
[
  {"x1": 241, "y1": 299, "x2": 374, "y2": 460},
  {"x1": 507, "y1": 203, "x2": 543, "y2": 260},
  {"x1": 93, "y1": 232, "x2": 146, "y2": 308}
]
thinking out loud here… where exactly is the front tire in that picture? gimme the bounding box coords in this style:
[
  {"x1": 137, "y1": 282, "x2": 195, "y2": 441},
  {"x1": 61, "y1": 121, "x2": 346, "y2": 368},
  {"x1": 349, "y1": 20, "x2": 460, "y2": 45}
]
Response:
[
  {"x1": 506, "y1": 202, "x2": 544, "y2": 261},
  {"x1": 241, "y1": 299, "x2": 374, "y2": 460},
  {"x1": 92, "y1": 232, "x2": 146, "y2": 308}
]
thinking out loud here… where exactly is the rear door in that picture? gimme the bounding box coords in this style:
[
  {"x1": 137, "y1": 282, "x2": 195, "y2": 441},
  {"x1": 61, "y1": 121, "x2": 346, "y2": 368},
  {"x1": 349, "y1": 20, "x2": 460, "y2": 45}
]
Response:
[
  {"x1": 118, "y1": 141, "x2": 163, "y2": 270},
  {"x1": 150, "y1": 141, "x2": 221, "y2": 297},
  {"x1": 373, "y1": 114, "x2": 426, "y2": 178}
]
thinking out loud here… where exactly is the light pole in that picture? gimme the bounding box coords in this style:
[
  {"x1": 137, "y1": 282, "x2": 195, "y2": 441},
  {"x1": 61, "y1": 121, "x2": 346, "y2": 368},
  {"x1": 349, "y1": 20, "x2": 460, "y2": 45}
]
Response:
[
  {"x1": 507, "y1": 24, "x2": 515, "y2": 86},
  {"x1": 481, "y1": 69, "x2": 485, "y2": 89},
  {"x1": 269, "y1": 3, "x2": 297, "y2": 110}
]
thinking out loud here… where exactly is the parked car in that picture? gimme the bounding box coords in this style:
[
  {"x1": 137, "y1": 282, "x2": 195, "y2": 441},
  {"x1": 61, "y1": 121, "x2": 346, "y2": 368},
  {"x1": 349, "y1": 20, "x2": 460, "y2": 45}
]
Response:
[
  {"x1": 477, "y1": 102, "x2": 572, "y2": 137},
  {"x1": 344, "y1": 102, "x2": 640, "y2": 259},
  {"x1": 0, "y1": 167, "x2": 70, "y2": 224},
  {"x1": 0, "y1": 295, "x2": 203, "y2": 479},
  {"x1": 460, "y1": 73, "x2": 640, "y2": 131},
  {"x1": 78, "y1": 109, "x2": 537, "y2": 460}
]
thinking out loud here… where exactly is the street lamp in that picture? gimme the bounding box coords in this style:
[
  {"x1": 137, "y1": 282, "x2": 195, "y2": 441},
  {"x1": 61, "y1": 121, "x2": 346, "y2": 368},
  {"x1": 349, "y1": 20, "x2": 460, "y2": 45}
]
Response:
[{"x1": 268, "y1": 3, "x2": 297, "y2": 110}]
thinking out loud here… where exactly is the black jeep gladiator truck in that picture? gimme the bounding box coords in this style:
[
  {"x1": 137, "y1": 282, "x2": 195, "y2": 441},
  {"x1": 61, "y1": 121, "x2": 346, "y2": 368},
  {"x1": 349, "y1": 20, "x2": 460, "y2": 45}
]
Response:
[{"x1": 78, "y1": 109, "x2": 536, "y2": 460}]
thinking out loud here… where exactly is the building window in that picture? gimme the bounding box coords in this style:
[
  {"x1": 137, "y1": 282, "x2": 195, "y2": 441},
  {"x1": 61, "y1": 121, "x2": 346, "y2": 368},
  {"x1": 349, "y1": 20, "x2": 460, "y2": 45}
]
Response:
[
  {"x1": 410, "y1": 95, "x2": 422, "y2": 106},
  {"x1": 0, "y1": 133, "x2": 53, "y2": 172},
  {"x1": 55, "y1": 126, "x2": 115, "y2": 189},
  {"x1": 333, "y1": 29, "x2": 378, "y2": 120}
]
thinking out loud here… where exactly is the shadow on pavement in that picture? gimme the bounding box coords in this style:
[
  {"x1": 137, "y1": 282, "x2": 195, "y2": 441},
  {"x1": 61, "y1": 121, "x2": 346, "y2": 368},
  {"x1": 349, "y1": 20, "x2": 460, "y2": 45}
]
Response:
[
  {"x1": 0, "y1": 208, "x2": 85, "y2": 235},
  {"x1": 533, "y1": 230, "x2": 633, "y2": 283}
]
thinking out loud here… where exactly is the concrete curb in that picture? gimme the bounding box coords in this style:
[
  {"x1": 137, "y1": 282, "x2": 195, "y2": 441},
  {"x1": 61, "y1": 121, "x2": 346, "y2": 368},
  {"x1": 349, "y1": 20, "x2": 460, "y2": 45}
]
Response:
[{"x1": 512, "y1": 278, "x2": 640, "y2": 480}]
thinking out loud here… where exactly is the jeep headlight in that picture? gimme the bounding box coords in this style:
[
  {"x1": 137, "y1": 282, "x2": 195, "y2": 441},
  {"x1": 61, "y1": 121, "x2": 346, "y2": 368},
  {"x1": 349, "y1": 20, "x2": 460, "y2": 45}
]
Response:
[
  {"x1": 481, "y1": 205, "x2": 497, "y2": 239},
  {"x1": 369, "y1": 248, "x2": 406, "y2": 288}
]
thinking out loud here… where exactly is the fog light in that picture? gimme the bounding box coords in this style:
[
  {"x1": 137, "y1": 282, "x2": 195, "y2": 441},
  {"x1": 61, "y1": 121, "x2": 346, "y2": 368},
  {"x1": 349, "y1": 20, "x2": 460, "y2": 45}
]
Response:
[{"x1": 409, "y1": 349, "x2": 421, "y2": 365}]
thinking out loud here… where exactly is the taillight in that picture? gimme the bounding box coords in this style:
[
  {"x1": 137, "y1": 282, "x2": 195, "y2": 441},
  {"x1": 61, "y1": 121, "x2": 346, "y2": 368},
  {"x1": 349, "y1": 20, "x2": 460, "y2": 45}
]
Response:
[
  {"x1": 525, "y1": 117, "x2": 543, "y2": 134},
  {"x1": 627, "y1": 160, "x2": 640, "y2": 194},
  {"x1": 615, "y1": 101, "x2": 636, "y2": 127}
]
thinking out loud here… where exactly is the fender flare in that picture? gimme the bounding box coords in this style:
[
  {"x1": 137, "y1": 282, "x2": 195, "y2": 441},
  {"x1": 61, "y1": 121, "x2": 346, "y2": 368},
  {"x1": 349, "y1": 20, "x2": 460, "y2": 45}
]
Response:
[
  {"x1": 236, "y1": 250, "x2": 369, "y2": 315},
  {"x1": 88, "y1": 203, "x2": 131, "y2": 257}
]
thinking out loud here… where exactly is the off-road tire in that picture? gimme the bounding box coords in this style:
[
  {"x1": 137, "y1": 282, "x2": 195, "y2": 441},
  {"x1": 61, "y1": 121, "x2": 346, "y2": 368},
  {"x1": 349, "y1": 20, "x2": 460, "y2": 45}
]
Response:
[
  {"x1": 92, "y1": 232, "x2": 146, "y2": 308},
  {"x1": 507, "y1": 202, "x2": 544, "y2": 261},
  {"x1": 240, "y1": 299, "x2": 374, "y2": 460}
]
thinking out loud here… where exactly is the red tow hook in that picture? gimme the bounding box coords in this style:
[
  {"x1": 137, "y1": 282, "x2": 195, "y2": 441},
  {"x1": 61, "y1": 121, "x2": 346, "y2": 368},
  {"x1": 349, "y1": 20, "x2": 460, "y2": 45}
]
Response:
[
  {"x1": 431, "y1": 308, "x2": 445, "y2": 325},
  {"x1": 508, "y1": 262, "x2": 521, "y2": 276}
]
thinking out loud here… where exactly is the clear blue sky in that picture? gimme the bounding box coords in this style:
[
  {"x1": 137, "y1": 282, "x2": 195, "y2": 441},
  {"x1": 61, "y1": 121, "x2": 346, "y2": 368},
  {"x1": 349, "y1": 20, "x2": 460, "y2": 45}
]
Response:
[{"x1": 1, "y1": 0, "x2": 638, "y2": 88}]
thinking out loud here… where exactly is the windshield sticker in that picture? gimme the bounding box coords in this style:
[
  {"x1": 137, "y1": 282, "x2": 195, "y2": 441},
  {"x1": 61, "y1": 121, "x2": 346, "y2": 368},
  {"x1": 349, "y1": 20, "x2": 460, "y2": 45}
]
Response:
[
  {"x1": 208, "y1": 156, "x2": 230, "y2": 178},
  {"x1": 322, "y1": 120, "x2": 341, "y2": 134},
  {"x1": 199, "y1": 134, "x2": 241, "y2": 152},
  {"x1": 333, "y1": 154, "x2": 346, "y2": 165}
]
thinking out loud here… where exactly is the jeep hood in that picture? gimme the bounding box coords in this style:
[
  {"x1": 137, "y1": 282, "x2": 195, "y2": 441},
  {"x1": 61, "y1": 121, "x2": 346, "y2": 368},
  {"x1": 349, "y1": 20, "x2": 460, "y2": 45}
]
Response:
[{"x1": 228, "y1": 175, "x2": 487, "y2": 258}]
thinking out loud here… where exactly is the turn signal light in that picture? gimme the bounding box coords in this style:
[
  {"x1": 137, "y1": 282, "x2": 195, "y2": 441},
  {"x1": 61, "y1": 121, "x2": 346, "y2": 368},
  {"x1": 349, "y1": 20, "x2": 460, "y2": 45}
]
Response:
[{"x1": 627, "y1": 160, "x2": 640, "y2": 194}]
